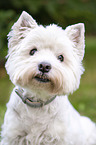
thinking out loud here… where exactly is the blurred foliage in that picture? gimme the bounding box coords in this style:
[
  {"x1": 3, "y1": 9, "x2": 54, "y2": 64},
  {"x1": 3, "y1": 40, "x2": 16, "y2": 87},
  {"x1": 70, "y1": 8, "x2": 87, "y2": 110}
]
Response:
[{"x1": 0, "y1": 0, "x2": 96, "y2": 59}]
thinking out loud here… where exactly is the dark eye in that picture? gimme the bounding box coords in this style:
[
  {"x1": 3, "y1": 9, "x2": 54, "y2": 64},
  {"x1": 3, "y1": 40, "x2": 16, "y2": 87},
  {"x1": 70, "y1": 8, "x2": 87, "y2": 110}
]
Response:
[
  {"x1": 29, "y1": 48, "x2": 37, "y2": 56},
  {"x1": 58, "y1": 55, "x2": 64, "y2": 62}
]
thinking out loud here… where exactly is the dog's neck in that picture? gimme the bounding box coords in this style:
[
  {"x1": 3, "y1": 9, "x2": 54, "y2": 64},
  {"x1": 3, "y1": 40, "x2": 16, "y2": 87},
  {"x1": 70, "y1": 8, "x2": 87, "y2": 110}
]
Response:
[{"x1": 15, "y1": 87, "x2": 56, "y2": 108}]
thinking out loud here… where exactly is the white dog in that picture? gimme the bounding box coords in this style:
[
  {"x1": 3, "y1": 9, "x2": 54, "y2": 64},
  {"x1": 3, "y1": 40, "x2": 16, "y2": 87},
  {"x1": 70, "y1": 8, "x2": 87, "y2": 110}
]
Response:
[{"x1": 1, "y1": 11, "x2": 96, "y2": 145}]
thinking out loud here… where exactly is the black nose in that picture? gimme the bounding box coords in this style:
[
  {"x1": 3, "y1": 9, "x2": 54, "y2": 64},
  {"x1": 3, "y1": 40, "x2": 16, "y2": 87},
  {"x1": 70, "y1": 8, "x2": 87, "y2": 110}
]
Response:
[{"x1": 38, "y1": 62, "x2": 51, "y2": 73}]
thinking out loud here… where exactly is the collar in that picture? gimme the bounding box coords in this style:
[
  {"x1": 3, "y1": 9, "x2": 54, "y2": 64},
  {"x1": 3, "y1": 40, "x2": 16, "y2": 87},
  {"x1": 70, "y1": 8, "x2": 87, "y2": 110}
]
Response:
[{"x1": 15, "y1": 88, "x2": 56, "y2": 108}]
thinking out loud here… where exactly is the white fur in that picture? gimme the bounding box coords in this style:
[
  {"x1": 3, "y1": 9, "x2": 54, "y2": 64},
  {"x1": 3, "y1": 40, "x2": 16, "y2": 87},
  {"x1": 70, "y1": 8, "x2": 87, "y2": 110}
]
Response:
[{"x1": 1, "y1": 11, "x2": 96, "y2": 145}]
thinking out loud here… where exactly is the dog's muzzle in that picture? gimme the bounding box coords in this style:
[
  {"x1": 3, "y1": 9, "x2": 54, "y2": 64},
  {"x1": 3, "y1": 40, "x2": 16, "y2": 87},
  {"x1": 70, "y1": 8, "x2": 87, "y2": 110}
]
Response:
[{"x1": 34, "y1": 62, "x2": 51, "y2": 83}]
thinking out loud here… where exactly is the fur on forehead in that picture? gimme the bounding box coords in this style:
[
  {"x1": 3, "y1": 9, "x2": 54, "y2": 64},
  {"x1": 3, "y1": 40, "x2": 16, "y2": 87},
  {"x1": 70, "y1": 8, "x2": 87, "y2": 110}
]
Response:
[{"x1": 8, "y1": 11, "x2": 85, "y2": 61}]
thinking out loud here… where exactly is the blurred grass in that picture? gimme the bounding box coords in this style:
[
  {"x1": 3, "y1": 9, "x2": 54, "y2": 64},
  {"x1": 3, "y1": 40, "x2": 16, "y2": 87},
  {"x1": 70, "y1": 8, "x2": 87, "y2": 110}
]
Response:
[{"x1": 0, "y1": 36, "x2": 96, "y2": 132}]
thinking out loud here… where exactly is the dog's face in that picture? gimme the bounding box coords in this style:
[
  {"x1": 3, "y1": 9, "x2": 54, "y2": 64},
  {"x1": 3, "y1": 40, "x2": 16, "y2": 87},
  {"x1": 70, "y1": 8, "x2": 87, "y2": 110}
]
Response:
[{"x1": 6, "y1": 11, "x2": 85, "y2": 99}]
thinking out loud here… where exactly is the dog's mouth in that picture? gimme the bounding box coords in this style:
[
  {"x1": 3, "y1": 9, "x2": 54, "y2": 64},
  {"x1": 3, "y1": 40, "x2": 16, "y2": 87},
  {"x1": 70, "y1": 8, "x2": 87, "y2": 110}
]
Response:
[{"x1": 34, "y1": 74, "x2": 50, "y2": 83}]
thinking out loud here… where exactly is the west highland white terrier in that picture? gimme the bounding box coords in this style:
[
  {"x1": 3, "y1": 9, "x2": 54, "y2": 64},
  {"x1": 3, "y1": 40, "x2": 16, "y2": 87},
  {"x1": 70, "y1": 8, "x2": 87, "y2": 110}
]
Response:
[{"x1": 1, "y1": 11, "x2": 96, "y2": 145}]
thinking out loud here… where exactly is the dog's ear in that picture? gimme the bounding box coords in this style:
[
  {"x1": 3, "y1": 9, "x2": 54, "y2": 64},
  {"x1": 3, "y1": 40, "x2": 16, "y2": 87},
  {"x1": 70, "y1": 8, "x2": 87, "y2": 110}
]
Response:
[
  {"x1": 65, "y1": 23, "x2": 85, "y2": 61},
  {"x1": 8, "y1": 11, "x2": 37, "y2": 48}
]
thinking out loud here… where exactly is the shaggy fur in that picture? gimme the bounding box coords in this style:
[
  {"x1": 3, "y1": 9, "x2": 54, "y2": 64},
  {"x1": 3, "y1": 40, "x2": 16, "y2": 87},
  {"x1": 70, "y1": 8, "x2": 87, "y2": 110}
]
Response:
[{"x1": 0, "y1": 11, "x2": 96, "y2": 145}]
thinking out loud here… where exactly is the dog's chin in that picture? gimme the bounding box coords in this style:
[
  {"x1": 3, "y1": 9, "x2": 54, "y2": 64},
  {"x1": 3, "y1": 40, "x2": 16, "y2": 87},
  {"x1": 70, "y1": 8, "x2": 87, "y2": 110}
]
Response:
[
  {"x1": 33, "y1": 74, "x2": 63, "y2": 95},
  {"x1": 34, "y1": 74, "x2": 50, "y2": 83}
]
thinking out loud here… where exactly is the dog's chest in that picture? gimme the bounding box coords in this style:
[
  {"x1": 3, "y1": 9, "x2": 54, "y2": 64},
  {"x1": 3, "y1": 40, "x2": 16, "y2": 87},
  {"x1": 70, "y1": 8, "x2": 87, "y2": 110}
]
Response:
[{"x1": 17, "y1": 103, "x2": 65, "y2": 144}]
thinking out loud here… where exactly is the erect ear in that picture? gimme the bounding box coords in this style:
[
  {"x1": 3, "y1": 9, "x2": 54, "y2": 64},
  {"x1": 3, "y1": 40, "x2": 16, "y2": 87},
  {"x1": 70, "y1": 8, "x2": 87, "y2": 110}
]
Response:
[
  {"x1": 8, "y1": 11, "x2": 38, "y2": 48},
  {"x1": 65, "y1": 23, "x2": 85, "y2": 61}
]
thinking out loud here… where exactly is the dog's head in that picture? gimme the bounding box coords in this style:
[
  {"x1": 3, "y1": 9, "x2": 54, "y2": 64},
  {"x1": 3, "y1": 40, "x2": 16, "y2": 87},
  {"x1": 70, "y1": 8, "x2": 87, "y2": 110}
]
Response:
[{"x1": 6, "y1": 11, "x2": 85, "y2": 99}]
